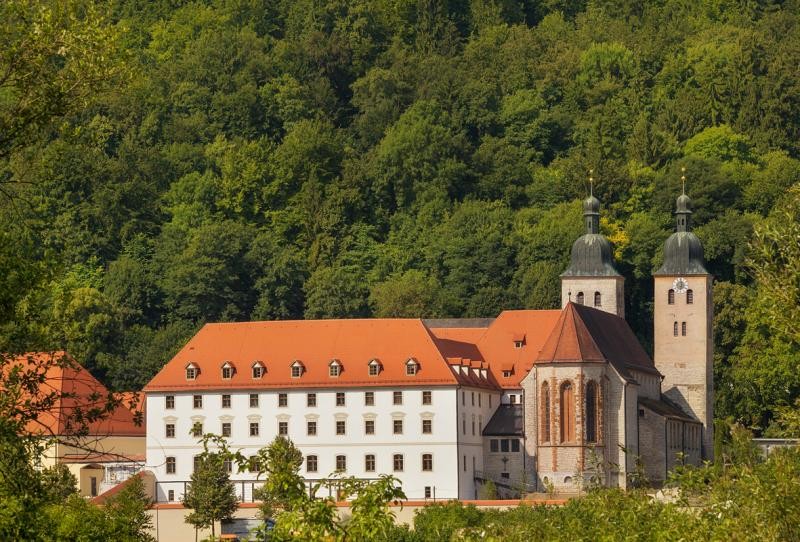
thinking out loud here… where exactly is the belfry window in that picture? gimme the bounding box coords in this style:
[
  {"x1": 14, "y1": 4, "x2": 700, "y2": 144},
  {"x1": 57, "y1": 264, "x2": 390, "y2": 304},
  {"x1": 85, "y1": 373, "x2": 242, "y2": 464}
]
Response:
[
  {"x1": 560, "y1": 381, "x2": 575, "y2": 443},
  {"x1": 682, "y1": 322, "x2": 687, "y2": 336},
  {"x1": 541, "y1": 383, "x2": 551, "y2": 443},
  {"x1": 585, "y1": 381, "x2": 598, "y2": 443},
  {"x1": 674, "y1": 321, "x2": 679, "y2": 336},
  {"x1": 686, "y1": 289, "x2": 694, "y2": 304},
  {"x1": 576, "y1": 292, "x2": 585, "y2": 305},
  {"x1": 594, "y1": 291, "x2": 601, "y2": 307},
  {"x1": 668, "y1": 289, "x2": 675, "y2": 305}
]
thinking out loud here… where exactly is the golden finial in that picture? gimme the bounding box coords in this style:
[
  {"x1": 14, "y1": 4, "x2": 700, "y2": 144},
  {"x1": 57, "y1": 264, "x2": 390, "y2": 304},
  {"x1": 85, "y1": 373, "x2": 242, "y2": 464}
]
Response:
[{"x1": 681, "y1": 167, "x2": 686, "y2": 195}]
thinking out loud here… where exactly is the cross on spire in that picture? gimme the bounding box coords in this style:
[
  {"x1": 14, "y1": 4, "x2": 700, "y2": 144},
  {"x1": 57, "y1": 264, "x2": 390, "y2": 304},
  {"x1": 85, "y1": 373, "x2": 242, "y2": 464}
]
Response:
[{"x1": 681, "y1": 167, "x2": 686, "y2": 195}]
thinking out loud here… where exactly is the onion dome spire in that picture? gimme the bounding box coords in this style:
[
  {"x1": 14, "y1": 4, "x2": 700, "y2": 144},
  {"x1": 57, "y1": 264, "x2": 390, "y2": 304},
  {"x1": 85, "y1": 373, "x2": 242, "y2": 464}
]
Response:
[
  {"x1": 655, "y1": 168, "x2": 708, "y2": 275},
  {"x1": 562, "y1": 171, "x2": 621, "y2": 277}
]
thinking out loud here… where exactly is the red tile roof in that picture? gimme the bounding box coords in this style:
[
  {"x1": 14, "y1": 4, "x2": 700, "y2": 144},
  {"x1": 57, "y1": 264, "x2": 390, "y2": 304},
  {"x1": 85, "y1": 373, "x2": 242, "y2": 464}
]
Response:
[
  {"x1": 144, "y1": 319, "x2": 479, "y2": 392},
  {"x1": 4, "y1": 352, "x2": 145, "y2": 437},
  {"x1": 537, "y1": 303, "x2": 659, "y2": 379},
  {"x1": 144, "y1": 305, "x2": 656, "y2": 393}
]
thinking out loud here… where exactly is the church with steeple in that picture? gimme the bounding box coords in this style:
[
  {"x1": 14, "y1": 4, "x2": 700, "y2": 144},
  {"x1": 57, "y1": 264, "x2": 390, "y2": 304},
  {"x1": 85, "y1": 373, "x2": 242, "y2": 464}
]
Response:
[{"x1": 520, "y1": 183, "x2": 712, "y2": 490}]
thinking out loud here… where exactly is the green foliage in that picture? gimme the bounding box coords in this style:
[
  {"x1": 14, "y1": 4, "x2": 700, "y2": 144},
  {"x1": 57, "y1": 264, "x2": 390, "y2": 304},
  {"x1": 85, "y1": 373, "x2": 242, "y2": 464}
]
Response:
[{"x1": 182, "y1": 435, "x2": 239, "y2": 538}]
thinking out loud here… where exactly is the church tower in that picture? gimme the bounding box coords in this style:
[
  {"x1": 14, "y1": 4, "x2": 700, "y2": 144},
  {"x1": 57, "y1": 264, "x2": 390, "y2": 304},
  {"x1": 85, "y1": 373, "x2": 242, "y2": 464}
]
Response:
[
  {"x1": 653, "y1": 185, "x2": 714, "y2": 459},
  {"x1": 561, "y1": 194, "x2": 625, "y2": 317}
]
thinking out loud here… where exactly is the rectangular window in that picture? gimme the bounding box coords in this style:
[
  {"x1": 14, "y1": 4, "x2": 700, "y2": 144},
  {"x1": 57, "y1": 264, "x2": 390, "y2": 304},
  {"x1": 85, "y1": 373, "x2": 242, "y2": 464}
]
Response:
[
  {"x1": 393, "y1": 454, "x2": 404, "y2": 472},
  {"x1": 490, "y1": 439, "x2": 499, "y2": 452},
  {"x1": 463, "y1": 455, "x2": 467, "y2": 472},
  {"x1": 166, "y1": 456, "x2": 176, "y2": 474},
  {"x1": 511, "y1": 439, "x2": 520, "y2": 452},
  {"x1": 462, "y1": 391, "x2": 465, "y2": 406},
  {"x1": 393, "y1": 391, "x2": 403, "y2": 405},
  {"x1": 307, "y1": 421, "x2": 317, "y2": 436},
  {"x1": 278, "y1": 421, "x2": 288, "y2": 436},
  {"x1": 365, "y1": 392, "x2": 374, "y2": 406},
  {"x1": 222, "y1": 394, "x2": 231, "y2": 408},
  {"x1": 249, "y1": 456, "x2": 260, "y2": 473},
  {"x1": 478, "y1": 394, "x2": 482, "y2": 407},
  {"x1": 291, "y1": 365, "x2": 302, "y2": 378},
  {"x1": 252, "y1": 365, "x2": 264, "y2": 379},
  {"x1": 191, "y1": 422, "x2": 203, "y2": 437},
  {"x1": 462, "y1": 416, "x2": 466, "y2": 434},
  {"x1": 224, "y1": 459, "x2": 232, "y2": 473},
  {"x1": 501, "y1": 439, "x2": 510, "y2": 452},
  {"x1": 168, "y1": 489, "x2": 175, "y2": 501},
  {"x1": 222, "y1": 422, "x2": 231, "y2": 437},
  {"x1": 278, "y1": 393, "x2": 288, "y2": 407},
  {"x1": 307, "y1": 393, "x2": 316, "y2": 407},
  {"x1": 422, "y1": 419, "x2": 432, "y2": 434},
  {"x1": 489, "y1": 395, "x2": 492, "y2": 408},
  {"x1": 335, "y1": 455, "x2": 346, "y2": 472},
  {"x1": 222, "y1": 366, "x2": 233, "y2": 379},
  {"x1": 471, "y1": 392, "x2": 475, "y2": 406},
  {"x1": 307, "y1": 455, "x2": 318, "y2": 473},
  {"x1": 193, "y1": 395, "x2": 202, "y2": 408},
  {"x1": 422, "y1": 453, "x2": 433, "y2": 471},
  {"x1": 422, "y1": 391, "x2": 432, "y2": 405},
  {"x1": 424, "y1": 487, "x2": 432, "y2": 499},
  {"x1": 365, "y1": 454, "x2": 375, "y2": 472},
  {"x1": 336, "y1": 420, "x2": 346, "y2": 435},
  {"x1": 369, "y1": 363, "x2": 379, "y2": 376},
  {"x1": 165, "y1": 395, "x2": 175, "y2": 409},
  {"x1": 336, "y1": 392, "x2": 345, "y2": 406},
  {"x1": 165, "y1": 423, "x2": 175, "y2": 438},
  {"x1": 365, "y1": 419, "x2": 375, "y2": 435},
  {"x1": 510, "y1": 395, "x2": 517, "y2": 404},
  {"x1": 186, "y1": 367, "x2": 197, "y2": 380},
  {"x1": 472, "y1": 417, "x2": 475, "y2": 436},
  {"x1": 250, "y1": 422, "x2": 259, "y2": 437},
  {"x1": 250, "y1": 394, "x2": 259, "y2": 408},
  {"x1": 393, "y1": 419, "x2": 403, "y2": 434},
  {"x1": 329, "y1": 363, "x2": 341, "y2": 377}
]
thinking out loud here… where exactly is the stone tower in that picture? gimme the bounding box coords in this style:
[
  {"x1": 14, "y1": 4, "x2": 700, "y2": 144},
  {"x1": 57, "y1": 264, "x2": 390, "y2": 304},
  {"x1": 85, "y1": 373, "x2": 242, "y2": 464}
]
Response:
[
  {"x1": 653, "y1": 190, "x2": 714, "y2": 459},
  {"x1": 561, "y1": 195, "x2": 625, "y2": 317}
]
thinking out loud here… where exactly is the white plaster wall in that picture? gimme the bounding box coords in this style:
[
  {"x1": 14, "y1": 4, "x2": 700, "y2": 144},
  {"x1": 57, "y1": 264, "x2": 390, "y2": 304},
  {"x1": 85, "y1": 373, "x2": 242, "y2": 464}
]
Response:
[
  {"x1": 147, "y1": 386, "x2": 461, "y2": 501},
  {"x1": 455, "y1": 387, "x2": 502, "y2": 499}
]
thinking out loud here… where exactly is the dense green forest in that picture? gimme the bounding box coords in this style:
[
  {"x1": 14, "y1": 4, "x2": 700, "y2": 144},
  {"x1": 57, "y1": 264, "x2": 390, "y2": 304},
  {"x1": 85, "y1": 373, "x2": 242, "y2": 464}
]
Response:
[{"x1": 2, "y1": 0, "x2": 799, "y2": 434}]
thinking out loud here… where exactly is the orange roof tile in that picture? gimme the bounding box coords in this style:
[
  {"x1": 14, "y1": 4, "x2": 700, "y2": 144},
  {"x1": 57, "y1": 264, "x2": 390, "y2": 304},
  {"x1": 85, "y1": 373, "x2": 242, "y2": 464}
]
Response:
[
  {"x1": 4, "y1": 352, "x2": 145, "y2": 437},
  {"x1": 476, "y1": 310, "x2": 563, "y2": 389},
  {"x1": 145, "y1": 319, "x2": 470, "y2": 392}
]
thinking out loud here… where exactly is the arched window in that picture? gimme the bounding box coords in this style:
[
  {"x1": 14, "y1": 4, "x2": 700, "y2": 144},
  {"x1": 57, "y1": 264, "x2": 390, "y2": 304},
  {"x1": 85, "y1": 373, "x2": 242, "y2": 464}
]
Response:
[
  {"x1": 668, "y1": 289, "x2": 675, "y2": 305},
  {"x1": 673, "y1": 321, "x2": 679, "y2": 336},
  {"x1": 594, "y1": 291, "x2": 601, "y2": 307},
  {"x1": 541, "y1": 383, "x2": 551, "y2": 443},
  {"x1": 576, "y1": 292, "x2": 585, "y2": 305},
  {"x1": 585, "y1": 381, "x2": 598, "y2": 443},
  {"x1": 560, "y1": 381, "x2": 575, "y2": 443},
  {"x1": 682, "y1": 322, "x2": 687, "y2": 336},
  {"x1": 686, "y1": 289, "x2": 694, "y2": 304}
]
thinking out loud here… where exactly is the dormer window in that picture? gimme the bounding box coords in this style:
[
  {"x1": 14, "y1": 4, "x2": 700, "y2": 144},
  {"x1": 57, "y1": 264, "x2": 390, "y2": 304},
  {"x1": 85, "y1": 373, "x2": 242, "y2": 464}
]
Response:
[
  {"x1": 501, "y1": 364, "x2": 514, "y2": 378},
  {"x1": 512, "y1": 333, "x2": 525, "y2": 349},
  {"x1": 329, "y1": 359, "x2": 342, "y2": 377},
  {"x1": 185, "y1": 363, "x2": 199, "y2": 380},
  {"x1": 368, "y1": 359, "x2": 382, "y2": 376},
  {"x1": 502, "y1": 370, "x2": 512, "y2": 378},
  {"x1": 406, "y1": 358, "x2": 419, "y2": 376},
  {"x1": 291, "y1": 360, "x2": 304, "y2": 378},
  {"x1": 252, "y1": 361, "x2": 265, "y2": 379},
  {"x1": 221, "y1": 362, "x2": 235, "y2": 380}
]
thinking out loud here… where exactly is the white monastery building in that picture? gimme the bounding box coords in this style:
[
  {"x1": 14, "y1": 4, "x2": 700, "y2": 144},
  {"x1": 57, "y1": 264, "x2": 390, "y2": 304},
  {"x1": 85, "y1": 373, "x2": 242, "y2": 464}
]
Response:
[{"x1": 144, "y1": 189, "x2": 712, "y2": 500}]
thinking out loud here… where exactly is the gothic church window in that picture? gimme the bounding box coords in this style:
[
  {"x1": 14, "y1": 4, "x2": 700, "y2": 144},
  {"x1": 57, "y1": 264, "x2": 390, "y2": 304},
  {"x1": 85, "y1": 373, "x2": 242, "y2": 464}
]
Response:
[
  {"x1": 585, "y1": 381, "x2": 598, "y2": 443},
  {"x1": 594, "y1": 292, "x2": 601, "y2": 307},
  {"x1": 576, "y1": 292, "x2": 585, "y2": 305},
  {"x1": 541, "y1": 383, "x2": 550, "y2": 443},
  {"x1": 668, "y1": 289, "x2": 675, "y2": 304},
  {"x1": 686, "y1": 289, "x2": 694, "y2": 304},
  {"x1": 682, "y1": 322, "x2": 687, "y2": 336},
  {"x1": 674, "y1": 321, "x2": 678, "y2": 336},
  {"x1": 560, "y1": 381, "x2": 575, "y2": 443}
]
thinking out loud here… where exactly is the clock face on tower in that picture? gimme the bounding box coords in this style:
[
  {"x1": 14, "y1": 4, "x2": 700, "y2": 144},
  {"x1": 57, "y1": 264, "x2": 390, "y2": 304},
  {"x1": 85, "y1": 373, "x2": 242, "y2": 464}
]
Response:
[{"x1": 672, "y1": 277, "x2": 689, "y2": 294}]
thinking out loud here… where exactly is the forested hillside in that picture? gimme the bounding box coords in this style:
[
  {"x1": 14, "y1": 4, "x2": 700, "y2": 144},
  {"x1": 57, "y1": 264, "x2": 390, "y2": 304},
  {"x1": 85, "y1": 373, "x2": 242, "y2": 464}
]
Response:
[{"x1": 2, "y1": 0, "x2": 799, "y2": 434}]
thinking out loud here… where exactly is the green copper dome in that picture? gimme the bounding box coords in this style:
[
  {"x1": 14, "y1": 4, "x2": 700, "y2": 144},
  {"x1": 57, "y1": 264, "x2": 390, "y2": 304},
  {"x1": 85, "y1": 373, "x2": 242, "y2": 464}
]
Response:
[
  {"x1": 562, "y1": 196, "x2": 621, "y2": 277},
  {"x1": 655, "y1": 192, "x2": 708, "y2": 275}
]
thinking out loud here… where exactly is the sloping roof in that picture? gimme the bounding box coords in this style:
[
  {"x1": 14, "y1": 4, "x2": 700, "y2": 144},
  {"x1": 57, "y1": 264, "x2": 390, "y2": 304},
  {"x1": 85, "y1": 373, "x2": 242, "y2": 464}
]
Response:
[
  {"x1": 482, "y1": 404, "x2": 524, "y2": 436},
  {"x1": 145, "y1": 319, "x2": 466, "y2": 392},
  {"x1": 476, "y1": 310, "x2": 563, "y2": 389},
  {"x1": 536, "y1": 303, "x2": 659, "y2": 380},
  {"x1": 4, "y1": 352, "x2": 145, "y2": 437},
  {"x1": 639, "y1": 397, "x2": 698, "y2": 423}
]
